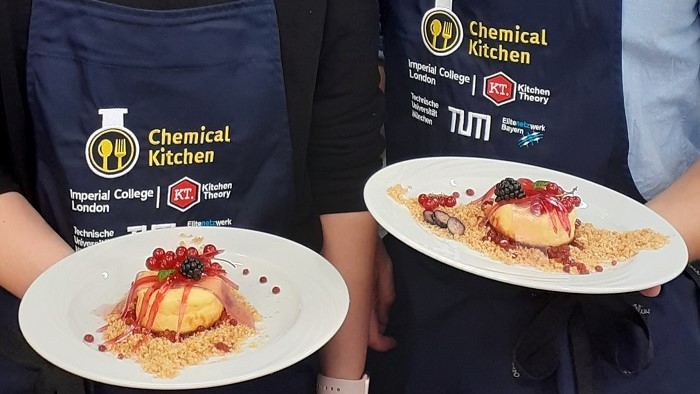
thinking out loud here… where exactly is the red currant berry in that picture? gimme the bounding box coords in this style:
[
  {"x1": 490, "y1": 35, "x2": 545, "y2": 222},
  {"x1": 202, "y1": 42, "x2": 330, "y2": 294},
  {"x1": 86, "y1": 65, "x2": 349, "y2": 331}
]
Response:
[
  {"x1": 152, "y1": 248, "x2": 165, "y2": 258},
  {"x1": 444, "y1": 196, "x2": 456, "y2": 207},
  {"x1": 203, "y1": 244, "x2": 217, "y2": 254},
  {"x1": 175, "y1": 246, "x2": 187, "y2": 258},
  {"x1": 437, "y1": 195, "x2": 446, "y2": 206},
  {"x1": 146, "y1": 257, "x2": 159, "y2": 270},
  {"x1": 572, "y1": 196, "x2": 581, "y2": 207},
  {"x1": 418, "y1": 194, "x2": 428, "y2": 205},
  {"x1": 424, "y1": 197, "x2": 438, "y2": 211},
  {"x1": 165, "y1": 251, "x2": 175, "y2": 259},
  {"x1": 162, "y1": 254, "x2": 175, "y2": 268},
  {"x1": 187, "y1": 247, "x2": 199, "y2": 257},
  {"x1": 561, "y1": 197, "x2": 574, "y2": 212},
  {"x1": 545, "y1": 183, "x2": 559, "y2": 193}
]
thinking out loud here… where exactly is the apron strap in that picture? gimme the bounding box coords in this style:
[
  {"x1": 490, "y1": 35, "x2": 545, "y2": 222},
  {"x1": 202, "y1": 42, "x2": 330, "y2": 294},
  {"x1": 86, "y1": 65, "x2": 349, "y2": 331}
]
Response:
[
  {"x1": 0, "y1": 322, "x2": 87, "y2": 394},
  {"x1": 513, "y1": 293, "x2": 653, "y2": 394},
  {"x1": 685, "y1": 261, "x2": 700, "y2": 289}
]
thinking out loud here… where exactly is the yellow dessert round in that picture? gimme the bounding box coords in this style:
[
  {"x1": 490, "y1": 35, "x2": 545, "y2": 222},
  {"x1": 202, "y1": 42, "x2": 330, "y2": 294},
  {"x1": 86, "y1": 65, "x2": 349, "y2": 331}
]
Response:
[
  {"x1": 135, "y1": 286, "x2": 223, "y2": 333},
  {"x1": 489, "y1": 203, "x2": 576, "y2": 247}
]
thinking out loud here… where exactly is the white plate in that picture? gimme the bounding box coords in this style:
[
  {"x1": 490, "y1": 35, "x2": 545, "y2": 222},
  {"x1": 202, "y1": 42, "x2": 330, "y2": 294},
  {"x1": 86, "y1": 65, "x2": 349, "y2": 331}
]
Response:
[
  {"x1": 364, "y1": 157, "x2": 688, "y2": 294},
  {"x1": 19, "y1": 226, "x2": 349, "y2": 390}
]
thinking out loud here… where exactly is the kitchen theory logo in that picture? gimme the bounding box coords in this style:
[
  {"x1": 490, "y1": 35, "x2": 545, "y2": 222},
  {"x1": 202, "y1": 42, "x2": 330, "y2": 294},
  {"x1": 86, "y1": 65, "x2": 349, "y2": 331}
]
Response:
[
  {"x1": 168, "y1": 176, "x2": 201, "y2": 212},
  {"x1": 483, "y1": 72, "x2": 516, "y2": 106},
  {"x1": 483, "y1": 72, "x2": 552, "y2": 106},
  {"x1": 85, "y1": 108, "x2": 139, "y2": 178},
  {"x1": 421, "y1": 6, "x2": 463, "y2": 56}
]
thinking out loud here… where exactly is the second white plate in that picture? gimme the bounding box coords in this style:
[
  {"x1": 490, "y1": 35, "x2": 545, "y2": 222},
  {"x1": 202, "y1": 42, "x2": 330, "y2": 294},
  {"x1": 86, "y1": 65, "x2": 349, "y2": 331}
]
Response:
[{"x1": 364, "y1": 157, "x2": 687, "y2": 294}]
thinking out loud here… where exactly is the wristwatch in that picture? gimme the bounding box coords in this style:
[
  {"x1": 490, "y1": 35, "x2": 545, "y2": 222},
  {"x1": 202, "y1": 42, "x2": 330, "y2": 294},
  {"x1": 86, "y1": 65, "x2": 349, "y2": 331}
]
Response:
[{"x1": 316, "y1": 373, "x2": 370, "y2": 394}]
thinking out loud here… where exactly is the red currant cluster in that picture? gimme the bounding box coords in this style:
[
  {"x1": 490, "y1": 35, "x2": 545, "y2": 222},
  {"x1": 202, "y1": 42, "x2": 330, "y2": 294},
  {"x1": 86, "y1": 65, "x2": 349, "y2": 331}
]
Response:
[
  {"x1": 145, "y1": 244, "x2": 219, "y2": 271},
  {"x1": 543, "y1": 182, "x2": 564, "y2": 195},
  {"x1": 417, "y1": 193, "x2": 457, "y2": 210},
  {"x1": 560, "y1": 195, "x2": 581, "y2": 212}
]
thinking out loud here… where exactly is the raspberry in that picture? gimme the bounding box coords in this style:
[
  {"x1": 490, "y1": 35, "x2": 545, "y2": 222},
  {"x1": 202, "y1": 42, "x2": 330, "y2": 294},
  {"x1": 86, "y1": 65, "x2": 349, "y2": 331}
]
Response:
[
  {"x1": 179, "y1": 257, "x2": 204, "y2": 281},
  {"x1": 494, "y1": 178, "x2": 525, "y2": 202}
]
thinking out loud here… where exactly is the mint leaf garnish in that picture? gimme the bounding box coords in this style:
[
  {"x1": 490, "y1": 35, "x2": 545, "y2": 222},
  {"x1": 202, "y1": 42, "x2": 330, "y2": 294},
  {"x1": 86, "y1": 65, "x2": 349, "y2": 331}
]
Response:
[
  {"x1": 158, "y1": 269, "x2": 176, "y2": 282},
  {"x1": 533, "y1": 180, "x2": 548, "y2": 189}
]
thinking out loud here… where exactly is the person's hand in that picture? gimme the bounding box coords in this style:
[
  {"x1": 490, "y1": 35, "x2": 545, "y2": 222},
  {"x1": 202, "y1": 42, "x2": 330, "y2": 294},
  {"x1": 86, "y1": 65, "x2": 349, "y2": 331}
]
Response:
[
  {"x1": 639, "y1": 285, "x2": 661, "y2": 297},
  {"x1": 367, "y1": 237, "x2": 397, "y2": 352}
]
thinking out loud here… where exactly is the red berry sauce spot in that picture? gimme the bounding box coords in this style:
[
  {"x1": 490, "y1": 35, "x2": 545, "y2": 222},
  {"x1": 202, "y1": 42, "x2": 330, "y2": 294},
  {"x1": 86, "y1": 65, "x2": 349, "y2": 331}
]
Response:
[
  {"x1": 117, "y1": 353, "x2": 125, "y2": 360},
  {"x1": 215, "y1": 342, "x2": 230, "y2": 352},
  {"x1": 272, "y1": 286, "x2": 281, "y2": 294},
  {"x1": 594, "y1": 265, "x2": 603, "y2": 272},
  {"x1": 466, "y1": 188, "x2": 475, "y2": 197},
  {"x1": 98, "y1": 344, "x2": 107, "y2": 352},
  {"x1": 83, "y1": 334, "x2": 94, "y2": 343},
  {"x1": 611, "y1": 260, "x2": 617, "y2": 266},
  {"x1": 452, "y1": 191, "x2": 460, "y2": 198},
  {"x1": 242, "y1": 268, "x2": 250, "y2": 275},
  {"x1": 259, "y1": 276, "x2": 267, "y2": 284}
]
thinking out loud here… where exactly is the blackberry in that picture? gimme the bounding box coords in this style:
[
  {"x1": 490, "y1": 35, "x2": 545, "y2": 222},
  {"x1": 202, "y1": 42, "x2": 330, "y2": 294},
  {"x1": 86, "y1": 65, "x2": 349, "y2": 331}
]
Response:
[
  {"x1": 180, "y1": 257, "x2": 204, "y2": 281},
  {"x1": 494, "y1": 177, "x2": 525, "y2": 202}
]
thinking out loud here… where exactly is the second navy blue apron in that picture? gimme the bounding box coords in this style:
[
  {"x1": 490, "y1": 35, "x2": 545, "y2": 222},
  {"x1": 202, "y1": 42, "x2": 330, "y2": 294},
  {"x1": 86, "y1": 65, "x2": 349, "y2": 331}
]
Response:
[
  {"x1": 0, "y1": 0, "x2": 315, "y2": 392},
  {"x1": 368, "y1": 0, "x2": 700, "y2": 393}
]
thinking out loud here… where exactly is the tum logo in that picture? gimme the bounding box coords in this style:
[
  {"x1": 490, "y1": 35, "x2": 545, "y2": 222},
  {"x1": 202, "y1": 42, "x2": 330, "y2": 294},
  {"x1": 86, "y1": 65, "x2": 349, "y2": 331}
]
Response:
[{"x1": 448, "y1": 107, "x2": 492, "y2": 141}]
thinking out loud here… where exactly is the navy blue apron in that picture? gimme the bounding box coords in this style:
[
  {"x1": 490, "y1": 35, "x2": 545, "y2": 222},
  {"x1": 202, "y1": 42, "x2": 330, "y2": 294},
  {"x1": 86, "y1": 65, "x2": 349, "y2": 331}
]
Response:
[
  {"x1": 368, "y1": 1, "x2": 700, "y2": 393},
  {"x1": 0, "y1": 0, "x2": 315, "y2": 392}
]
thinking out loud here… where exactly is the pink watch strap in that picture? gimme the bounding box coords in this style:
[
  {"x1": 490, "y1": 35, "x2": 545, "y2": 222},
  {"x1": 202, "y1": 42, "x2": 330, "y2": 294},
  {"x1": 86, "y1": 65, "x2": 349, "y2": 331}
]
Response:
[{"x1": 316, "y1": 373, "x2": 370, "y2": 394}]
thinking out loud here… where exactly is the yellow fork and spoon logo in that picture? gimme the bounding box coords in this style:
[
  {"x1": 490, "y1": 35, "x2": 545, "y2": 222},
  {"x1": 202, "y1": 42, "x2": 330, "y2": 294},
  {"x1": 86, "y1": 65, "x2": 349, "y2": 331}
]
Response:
[
  {"x1": 422, "y1": 8, "x2": 463, "y2": 56},
  {"x1": 87, "y1": 128, "x2": 137, "y2": 178},
  {"x1": 97, "y1": 138, "x2": 128, "y2": 171}
]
